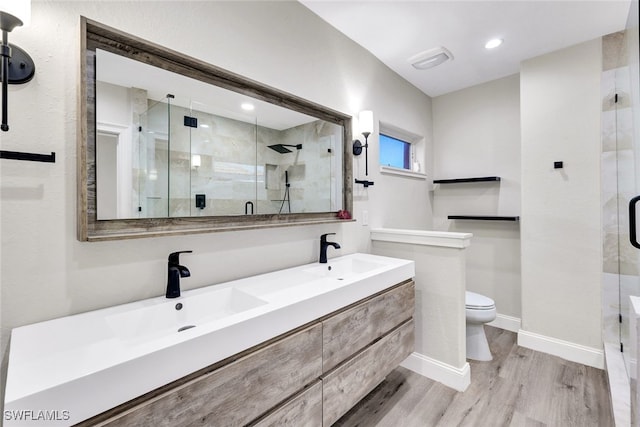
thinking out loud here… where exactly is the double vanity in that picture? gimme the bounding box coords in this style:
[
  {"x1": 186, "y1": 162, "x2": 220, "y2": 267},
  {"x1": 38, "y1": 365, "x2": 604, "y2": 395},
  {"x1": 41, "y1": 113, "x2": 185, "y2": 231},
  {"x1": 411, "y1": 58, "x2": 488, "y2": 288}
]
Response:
[{"x1": 4, "y1": 253, "x2": 415, "y2": 426}]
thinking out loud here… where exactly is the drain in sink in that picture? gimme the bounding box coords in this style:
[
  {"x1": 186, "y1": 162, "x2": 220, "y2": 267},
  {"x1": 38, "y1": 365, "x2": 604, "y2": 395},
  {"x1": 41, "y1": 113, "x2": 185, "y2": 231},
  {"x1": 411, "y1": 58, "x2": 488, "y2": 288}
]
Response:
[{"x1": 178, "y1": 325, "x2": 196, "y2": 332}]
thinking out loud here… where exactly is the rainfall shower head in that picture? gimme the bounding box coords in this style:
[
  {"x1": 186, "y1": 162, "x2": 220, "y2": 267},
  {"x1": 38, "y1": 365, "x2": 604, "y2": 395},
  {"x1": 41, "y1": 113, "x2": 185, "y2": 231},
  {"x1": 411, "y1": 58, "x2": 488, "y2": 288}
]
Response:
[{"x1": 268, "y1": 144, "x2": 302, "y2": 154}]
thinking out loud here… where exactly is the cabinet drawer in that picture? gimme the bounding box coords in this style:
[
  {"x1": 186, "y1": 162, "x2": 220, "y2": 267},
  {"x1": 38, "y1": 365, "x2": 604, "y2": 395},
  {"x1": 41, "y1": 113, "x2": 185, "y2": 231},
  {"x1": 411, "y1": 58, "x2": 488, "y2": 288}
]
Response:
[
  {"x1": 251, "y1": 380, "x2": 322, "y2": 427},
  {"x1": 322, "y1": 319, "x2": 415, "y2": 427},
  {"x1": 322, "y1": 280, "x2": 414, "y2": 372},
  {"x1": 98, "y1": 323, "x2": 322, "y2": 427}
]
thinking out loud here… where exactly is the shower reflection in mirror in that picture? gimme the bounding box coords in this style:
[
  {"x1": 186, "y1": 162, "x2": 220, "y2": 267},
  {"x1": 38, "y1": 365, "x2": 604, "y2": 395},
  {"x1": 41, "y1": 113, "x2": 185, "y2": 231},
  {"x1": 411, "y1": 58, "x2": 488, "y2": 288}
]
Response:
[{"x1": 95, "y1": 48, "x2": 343, "y2": 220}]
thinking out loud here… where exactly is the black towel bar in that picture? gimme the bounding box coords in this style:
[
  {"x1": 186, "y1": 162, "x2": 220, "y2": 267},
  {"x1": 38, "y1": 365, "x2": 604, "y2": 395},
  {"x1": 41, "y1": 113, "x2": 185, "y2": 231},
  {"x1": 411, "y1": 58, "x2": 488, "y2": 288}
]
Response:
[{"x1": 0, "y1": 150, "x2": 56, "y2": 163}]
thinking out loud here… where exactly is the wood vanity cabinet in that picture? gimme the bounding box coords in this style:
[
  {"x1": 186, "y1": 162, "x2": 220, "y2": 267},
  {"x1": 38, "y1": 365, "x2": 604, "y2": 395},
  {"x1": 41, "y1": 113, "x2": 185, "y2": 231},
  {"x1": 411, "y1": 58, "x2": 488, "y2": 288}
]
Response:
[
  {"x1": 322, "y1": 280, "x2": 415, "y2": 372},
  {"x1": 250, "y1": 381, "x2": 323, "y2": 427},
  {"x1": 80, "y1": 280, "x2": 414, "y2": 427},
  {"x1": 90, "y1": 324, "x2": 323, "y2": 427},
  {"x1": 322, "y1": 320, "x2": 414, "y2": 426}
]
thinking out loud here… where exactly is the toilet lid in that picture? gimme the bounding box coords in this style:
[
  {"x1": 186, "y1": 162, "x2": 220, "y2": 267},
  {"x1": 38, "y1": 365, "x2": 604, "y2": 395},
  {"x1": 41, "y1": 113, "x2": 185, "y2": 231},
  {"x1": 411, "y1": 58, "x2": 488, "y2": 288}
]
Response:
[{"x1": 466, "y1": 291, "x2": 495, "y2": 309}]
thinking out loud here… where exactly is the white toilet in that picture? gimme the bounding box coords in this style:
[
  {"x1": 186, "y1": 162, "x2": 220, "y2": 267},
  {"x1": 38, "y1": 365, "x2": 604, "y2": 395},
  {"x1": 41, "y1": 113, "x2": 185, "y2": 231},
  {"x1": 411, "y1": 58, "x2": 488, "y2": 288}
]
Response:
[{"x1": 465, "y1": 291, "x2": 497, "y2": 361}]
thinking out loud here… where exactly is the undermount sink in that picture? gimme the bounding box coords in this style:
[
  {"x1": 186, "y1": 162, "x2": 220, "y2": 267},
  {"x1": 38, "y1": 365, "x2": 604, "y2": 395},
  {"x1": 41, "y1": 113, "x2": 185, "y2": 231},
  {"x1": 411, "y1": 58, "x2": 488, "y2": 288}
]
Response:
[
  {"x1": 107, "y1": 288, "x2": 267, "y2": 344},
  {"x1": 303, "y1": 256, "x2": 385, "y2": 280},
  {"x1": 4, "y1": 253, "x2": 414, "y2": 426}
]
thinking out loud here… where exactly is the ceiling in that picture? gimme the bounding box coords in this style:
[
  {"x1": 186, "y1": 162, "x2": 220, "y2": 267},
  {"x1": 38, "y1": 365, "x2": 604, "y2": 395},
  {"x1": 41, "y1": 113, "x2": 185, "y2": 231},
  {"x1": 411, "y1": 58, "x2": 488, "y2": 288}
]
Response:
[
  {"x1": 300, "y1": 0, "x2": 632, "y2": 97},
  {"x1": 96, "y1": 49, "x2": 316, "y2": 130}
]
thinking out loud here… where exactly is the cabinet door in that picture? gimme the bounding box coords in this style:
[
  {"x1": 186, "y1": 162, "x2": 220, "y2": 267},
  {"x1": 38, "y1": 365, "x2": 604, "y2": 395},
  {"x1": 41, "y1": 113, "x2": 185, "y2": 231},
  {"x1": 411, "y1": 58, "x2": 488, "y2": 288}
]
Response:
[
  {"x1": 98, "y1": 324, "x2": 322, "y2": 427},
  {"x1": 322, "y1": 319, "x2": 415, "y2": 427},
  {"x1": 322, "y1": 280, "x2": 414, "y2": 372},
  {"x1": 251, "y1": 381, "x2": 322, "y2": 427}
]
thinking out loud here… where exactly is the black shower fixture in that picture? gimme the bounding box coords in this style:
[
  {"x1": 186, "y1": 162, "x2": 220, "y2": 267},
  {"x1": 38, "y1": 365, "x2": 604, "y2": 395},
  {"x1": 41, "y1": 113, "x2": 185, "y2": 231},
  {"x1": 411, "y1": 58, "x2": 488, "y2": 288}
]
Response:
[{"x1": 268, "y1": 144, "x2": 302, "y2": 154}]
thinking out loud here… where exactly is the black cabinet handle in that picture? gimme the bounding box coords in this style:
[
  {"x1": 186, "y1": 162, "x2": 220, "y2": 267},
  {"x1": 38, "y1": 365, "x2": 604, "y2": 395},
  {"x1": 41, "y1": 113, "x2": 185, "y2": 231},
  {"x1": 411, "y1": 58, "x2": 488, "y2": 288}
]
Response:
[{"x1": 629, "y1": 195, "x2": 640, "y2": 249}]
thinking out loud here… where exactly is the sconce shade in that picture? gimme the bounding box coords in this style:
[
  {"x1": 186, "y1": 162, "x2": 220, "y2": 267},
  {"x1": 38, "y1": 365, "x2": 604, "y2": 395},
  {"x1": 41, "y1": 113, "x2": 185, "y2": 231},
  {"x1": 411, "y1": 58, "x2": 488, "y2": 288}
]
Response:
[
  {"x1": 353, "y1": 110, "x2": 374, "y2": 176},
  {"x1": 0, "y1": 0, "x2": 30, "y2": 29},
  {"x1": 359, "y1": 110, "x2": 373, "y2": 137}
]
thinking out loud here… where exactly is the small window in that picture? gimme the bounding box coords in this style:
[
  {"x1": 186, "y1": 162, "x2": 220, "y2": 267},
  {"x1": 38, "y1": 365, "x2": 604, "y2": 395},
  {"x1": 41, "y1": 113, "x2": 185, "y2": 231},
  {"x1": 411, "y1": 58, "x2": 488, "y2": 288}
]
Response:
[{"x1": 379, "y1": 133, "x2": 411, "y2": 170}]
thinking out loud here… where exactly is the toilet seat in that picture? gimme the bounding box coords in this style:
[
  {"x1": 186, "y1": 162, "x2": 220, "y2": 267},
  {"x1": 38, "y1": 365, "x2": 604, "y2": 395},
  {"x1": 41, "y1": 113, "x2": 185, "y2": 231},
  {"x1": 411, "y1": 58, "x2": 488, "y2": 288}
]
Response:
[{"x1": 466, "y1": 291, "x2": 495, "y2": 310}]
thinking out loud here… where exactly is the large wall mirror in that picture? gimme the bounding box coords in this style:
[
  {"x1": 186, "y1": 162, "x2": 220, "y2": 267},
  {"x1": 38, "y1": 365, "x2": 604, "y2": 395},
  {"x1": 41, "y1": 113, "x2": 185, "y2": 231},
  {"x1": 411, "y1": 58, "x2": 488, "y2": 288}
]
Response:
[{"x1": 79, "y1": 18, "x2": 353, "y2": 241}]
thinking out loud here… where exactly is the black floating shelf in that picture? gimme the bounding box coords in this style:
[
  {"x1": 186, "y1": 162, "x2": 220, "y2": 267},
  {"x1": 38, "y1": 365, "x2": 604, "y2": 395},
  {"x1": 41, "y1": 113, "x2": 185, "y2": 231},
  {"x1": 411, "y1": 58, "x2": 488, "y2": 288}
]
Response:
[
  {"x1": 448, "y1": 215, "x2": 519, "y2": 222},
  {"x1": 434, "y1": 176, "x2": 500, "y2": 184},
  {"x1": 0, "y1": 150, "x2": 56, "y2": 163}
]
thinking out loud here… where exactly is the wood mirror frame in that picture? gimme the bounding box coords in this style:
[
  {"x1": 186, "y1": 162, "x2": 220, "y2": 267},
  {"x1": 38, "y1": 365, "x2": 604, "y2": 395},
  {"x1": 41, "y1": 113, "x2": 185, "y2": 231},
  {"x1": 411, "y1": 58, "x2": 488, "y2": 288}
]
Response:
[{"x1": 78, "y1": 17, "x2": 353, "y2": 241}]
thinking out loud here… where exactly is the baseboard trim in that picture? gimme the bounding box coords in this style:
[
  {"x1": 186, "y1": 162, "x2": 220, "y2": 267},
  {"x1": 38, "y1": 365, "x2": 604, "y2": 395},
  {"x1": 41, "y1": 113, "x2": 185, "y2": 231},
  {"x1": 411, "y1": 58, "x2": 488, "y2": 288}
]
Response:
[
  {"x1": 517, "y1": 329, "x2": 604, "y2": 369},
  {"x1": 488, "y1": 314, "x2": 521, "y2": 333},
  {"x1": 401, "y1": 352, "x2": 470, "y2": 392}
]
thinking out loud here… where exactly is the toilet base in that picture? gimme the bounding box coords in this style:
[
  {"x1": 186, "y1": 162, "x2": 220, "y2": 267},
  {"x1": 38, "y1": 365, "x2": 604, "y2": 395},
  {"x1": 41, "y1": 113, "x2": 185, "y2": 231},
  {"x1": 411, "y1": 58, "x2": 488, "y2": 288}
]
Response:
[{"x1": 466, "y1": 323, "x2": 492, "y2": 361}]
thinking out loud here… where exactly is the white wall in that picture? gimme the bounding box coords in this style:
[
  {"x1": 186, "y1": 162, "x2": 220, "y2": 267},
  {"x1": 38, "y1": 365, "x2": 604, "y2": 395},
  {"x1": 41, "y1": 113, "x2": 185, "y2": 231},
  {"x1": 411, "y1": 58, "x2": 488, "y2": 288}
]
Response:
[
  {"x1": 0, "y1": 0, "x2": 433, "y2": 401},
  {"x1": 95, "y1": 81, "x2": 134, "y2": 219},
  {"x1": 432, "y1": 75, "x2": 522, "y2": 323},
  {"x1": 371, "y1": 231, "x2": 471, "y2": 392},
  {"x1": 520, "y1": 39, "x2": 603, "y2": 362}
]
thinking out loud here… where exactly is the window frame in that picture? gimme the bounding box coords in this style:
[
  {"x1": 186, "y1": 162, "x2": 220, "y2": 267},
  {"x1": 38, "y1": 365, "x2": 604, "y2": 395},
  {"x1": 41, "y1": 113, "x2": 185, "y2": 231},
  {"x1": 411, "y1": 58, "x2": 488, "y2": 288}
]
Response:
[{"x1": 378, "y1": 122, "x2": 426, "y2": 179}]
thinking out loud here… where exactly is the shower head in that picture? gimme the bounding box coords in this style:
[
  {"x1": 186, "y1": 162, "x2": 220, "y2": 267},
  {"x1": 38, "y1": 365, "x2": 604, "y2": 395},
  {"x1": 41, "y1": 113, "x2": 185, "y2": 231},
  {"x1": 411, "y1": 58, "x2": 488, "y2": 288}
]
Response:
[
  {"x1": 268, "y1": 144, "x2": 302, "y2": 154},
  {"x1": 268, "y1": 144, "x2": 292, "y2": 154}
]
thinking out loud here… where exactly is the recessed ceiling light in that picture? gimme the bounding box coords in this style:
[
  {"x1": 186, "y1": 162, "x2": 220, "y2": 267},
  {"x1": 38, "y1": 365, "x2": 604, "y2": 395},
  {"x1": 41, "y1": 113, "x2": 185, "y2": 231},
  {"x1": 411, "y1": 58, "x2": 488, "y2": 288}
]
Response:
[
  {"x1": 200, "y1": 124, "x2": 210, "y2": 128},
  {"x1": 241, "y1": 103, "x2": 255, "y2": 111},
  {"x1": 485, "y1": 38, "x2": 503, "y2": 49}
]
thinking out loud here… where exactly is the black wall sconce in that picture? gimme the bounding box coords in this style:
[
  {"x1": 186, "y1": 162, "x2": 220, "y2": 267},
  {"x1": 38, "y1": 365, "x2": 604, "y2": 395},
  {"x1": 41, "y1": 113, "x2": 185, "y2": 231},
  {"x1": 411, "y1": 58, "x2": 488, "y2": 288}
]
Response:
[
  {"x1": 0, "y1": 3, "x2": 53, "y2": 163},
  {"x1": 352, "y1": 110, "x2": 373, "y2": 176},
  {"x1": 1, "y1": 1, "x2": 36, "y2": 132}
]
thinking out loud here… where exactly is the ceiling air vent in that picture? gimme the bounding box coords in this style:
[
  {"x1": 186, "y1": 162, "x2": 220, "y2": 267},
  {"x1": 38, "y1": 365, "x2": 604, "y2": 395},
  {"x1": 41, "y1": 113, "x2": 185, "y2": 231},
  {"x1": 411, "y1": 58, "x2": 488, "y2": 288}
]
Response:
[{"x1": 408, "y1": 47, "x2": 453, "y2": 70}]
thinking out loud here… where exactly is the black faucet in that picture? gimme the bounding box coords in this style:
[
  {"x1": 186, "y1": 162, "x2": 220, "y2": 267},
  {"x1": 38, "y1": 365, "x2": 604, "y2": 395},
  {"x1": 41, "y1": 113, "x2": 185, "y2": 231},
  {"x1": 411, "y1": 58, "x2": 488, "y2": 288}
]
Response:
[
  {"x1": 319, "y1": 233, "x2": 340, "y2": 264},
  {"x1": 166, "y1": 251, "x2": 192, "y2": 298}
]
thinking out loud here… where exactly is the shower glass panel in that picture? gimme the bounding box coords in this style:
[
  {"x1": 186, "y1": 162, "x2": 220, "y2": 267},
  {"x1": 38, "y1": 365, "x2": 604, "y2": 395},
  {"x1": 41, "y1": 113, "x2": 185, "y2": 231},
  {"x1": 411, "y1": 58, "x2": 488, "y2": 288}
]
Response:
[
  {"x1": 186, "y1": 101, "x2": 258, "y2": 216},
  {"x1": 607, "y1": 9, "x2": 640, "y2": 380},
  {"x1": 136, "y1": 96, "x2": 262, "y2": 218},
  {"x1": 136, "y1": 97, "x2": 171, "y2": 218},
  {"x1": 616, "y1": 63, "x2": 637, "y2": 374},
  {"x1": 167, "y1": 99, "x2": 191, "y2": 217},
  {"x1": 623, "y1": 16, "x2": 640, "y2": 376}
]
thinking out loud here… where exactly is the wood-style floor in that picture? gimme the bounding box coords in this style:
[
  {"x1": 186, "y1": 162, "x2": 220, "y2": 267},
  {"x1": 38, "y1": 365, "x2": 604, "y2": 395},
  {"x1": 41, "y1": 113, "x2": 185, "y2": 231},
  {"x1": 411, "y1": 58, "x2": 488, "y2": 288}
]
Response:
[{"x1": 335, "y1": 326, "x2": 614, "y2": 427}]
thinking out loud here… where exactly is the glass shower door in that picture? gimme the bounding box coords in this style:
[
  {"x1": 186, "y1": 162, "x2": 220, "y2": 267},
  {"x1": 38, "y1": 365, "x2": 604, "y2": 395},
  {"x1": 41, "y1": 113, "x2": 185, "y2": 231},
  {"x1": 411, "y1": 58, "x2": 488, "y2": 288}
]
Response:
[
  {"x1": 136, "y1": 97, "x2": 170, "y2": 218},
  {"x1": 616, "y1": 66, "x2": 636, "y2": 373},
  {"x1": 612, "y1": 21, "x2": 640, "y2": 377}
]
